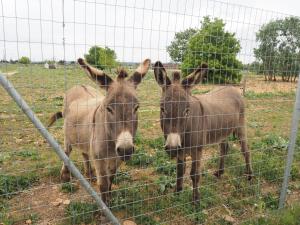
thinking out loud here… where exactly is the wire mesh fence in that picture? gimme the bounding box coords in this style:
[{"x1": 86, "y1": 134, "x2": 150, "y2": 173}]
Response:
[{"x1": 0, "y1": 0, "x2": 300, "y2": 224}]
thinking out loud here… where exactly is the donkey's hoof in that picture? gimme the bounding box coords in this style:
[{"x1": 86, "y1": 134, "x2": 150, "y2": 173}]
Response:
[
  {"x1": 213, "y1": 170, "x2": 224, "y2": 178},
  {"x1": 246, "y1": 173, "x2": 254, "y2": 181},
  {"x1": 60, "y1": 172, "x2": 71, "y2": 182},
  {"x1": 174, "y1": 186, "x2": 183, "y2": 194}
]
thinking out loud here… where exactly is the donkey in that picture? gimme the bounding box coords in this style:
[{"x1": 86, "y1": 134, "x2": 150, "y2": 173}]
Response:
[
  {"x1": 153, "y1": 61, "x2": 253, "y2": 203},
  {"x1": 48, "y1": 58, "x2": 150, "y2": 203}
]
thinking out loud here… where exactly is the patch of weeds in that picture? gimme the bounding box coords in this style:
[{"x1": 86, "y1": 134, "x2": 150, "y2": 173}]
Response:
[
  {"x1": 0, "y1": 153, "x2": 11, "y2": 165},
  {"x1": 127, "y1": 147, "x2": 154, "y2": 167},
  {"x1": 45, "y1": 165, "x2": 61, "y2": 178},
  {"x1": 65, "y1": 201, "x2": 98, "y2": 224},
  {"x1": 113, "y1": 171, "x2": 132, "y2": 185},
  {"x1": 172, "y1": 190, "x2": 207, "y2": 223},
  {"x1": 245, "y1": 91, "x2": 294, "y2": 100},
  {"x1": 60, "y1": 182, "x2": 78, "y2": 193},
  {"x1": 134, "y1": 215, "x2": 158, "y2": 225},
  {"x1": 0, "y1": 173, "x2": 39, "y2": 198},
  {"x1": 146, "y1": 136, "x2": 165, "y2": 151},
  {"x1": 230, "y1": 177, "x2": 258, "y2": 198},
  {"x1": 244, "y1": 203, "x2": 300, "y2": 225},
  {"x1": 153, "y1": 150, "x2": 176, "y2": 176},
  {"x1": 15, "y1": 149, "x2": 39, "y2": 160},
  {"x1": 53, "y1": 96, "x2": 63, "y2": 107},
  {"x1": 252, "y1": 134, "x2": 288, "y2": 182},
  {"x1": 262, "y1": 192, "x2": 278, "y2": 210},
  {"x1": 155, "y1": 175, "x2": 176, "y2": 193},
  {"x1": 290, "y1": 164, "x2": 300, "y2": 181},
  {"x1": 0, "y1": 200, "x2": 13, "y2": 225}
]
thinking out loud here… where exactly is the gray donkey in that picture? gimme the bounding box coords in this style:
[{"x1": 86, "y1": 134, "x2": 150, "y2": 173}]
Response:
[
  {"x1": 153, "y1": 61, "x2": 253, "y2": 203},
  {"x1": 48, "y1": 58, "x2": 150, "y2": 203}
]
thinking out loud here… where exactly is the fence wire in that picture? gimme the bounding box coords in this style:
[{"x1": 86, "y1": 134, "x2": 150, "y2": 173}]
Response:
[{"x1": 0, "y1": 0, "x2": 300, "y2": 224}]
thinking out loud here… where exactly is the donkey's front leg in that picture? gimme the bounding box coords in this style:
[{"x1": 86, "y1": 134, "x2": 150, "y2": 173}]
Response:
[
  {"x1": 175, "y1": 151, "x2": 186, "y2": 193},
  {"x1": 94, "y1": 158, "x2": 110, "y2": 205},
  {"x1": 190, "y1": 149, "x2": 202, "y2": 204}
]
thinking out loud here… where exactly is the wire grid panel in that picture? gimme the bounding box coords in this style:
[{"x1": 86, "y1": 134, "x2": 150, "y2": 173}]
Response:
[{"x1": 0, "y1": 0, "x2": 300, "y2": 224}]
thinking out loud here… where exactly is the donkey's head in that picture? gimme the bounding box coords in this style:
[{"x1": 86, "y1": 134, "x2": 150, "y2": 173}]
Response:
[
  {"x1": 78, "y1": 58, "x2": 151, "y2": 161},
  {"x1": 153, "y1": 61, "x2": 208, "y2": 158}
]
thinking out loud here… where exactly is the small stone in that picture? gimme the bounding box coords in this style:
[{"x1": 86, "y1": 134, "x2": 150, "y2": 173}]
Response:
[
  {"x1": 123, "y1": 220, "x2": 137, "y2": 225},
  {"x1": 223, "y1": 215, "x2": 235, "y2": 223},
  {"x1": 52, "y1": 201, "x2": 61, "y2": 207},
  {"x1": 63, "y1": 199, "x2": 71, "y2": 205},
  {"x1": 56, "y1": 198, "x2": 63, "y2": 203},
  {"x1": 26, "y1": 219, "x2": 32, "y2": 224}
]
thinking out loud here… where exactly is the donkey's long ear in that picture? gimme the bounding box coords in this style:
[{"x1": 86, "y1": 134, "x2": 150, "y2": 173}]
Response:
[
  {"x1": 128, "y1": 59, "x2": 151, "y2": 87},
  {"x1": 181, "y1": 63, "x2": 208, "y2": 89},
  {"x1": 78, "y1": 58, "x2": 113, "y2": 90},
  {"x1": 153, "y1": 61, "x2": 171, "y2": 88}
]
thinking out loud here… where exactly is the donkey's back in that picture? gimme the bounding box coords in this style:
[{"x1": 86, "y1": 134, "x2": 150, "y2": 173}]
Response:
[
  {"x1": 63, "y1": 85, "x2": 104, "y2": 151},
  {"x1": 196, "y1": 86, "x2": 245, "y2": 144}
]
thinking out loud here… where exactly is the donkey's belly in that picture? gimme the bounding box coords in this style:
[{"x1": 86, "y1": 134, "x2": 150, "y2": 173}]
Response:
[{"x1": 205, "y1": 127, "x2": 233, "y2": 145}]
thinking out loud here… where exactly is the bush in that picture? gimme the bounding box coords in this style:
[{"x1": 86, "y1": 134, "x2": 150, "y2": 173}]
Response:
[
  {"x1": 18, "y1": 56, "x2": 30, "y2": 64},
  {"x1": 181, "y1": 17, "x2": 242, "y2": 84},
  {"x1": 84, "y1": 45, "x2": 117, "y2": 71}
]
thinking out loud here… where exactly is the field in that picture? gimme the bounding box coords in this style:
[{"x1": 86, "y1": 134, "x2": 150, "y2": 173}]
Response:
[{"x1": 1, "y1": 64, "x2": 300, "y2": 225}]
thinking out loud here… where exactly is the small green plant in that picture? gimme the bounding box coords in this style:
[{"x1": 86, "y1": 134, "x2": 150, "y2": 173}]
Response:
[
  {"x1": 60, "y1": 183, "x2": 78, "y2": 193},
  {"x1": 155, "y1": 175, "x2": 176, "y2": 193},
  {"x1": 127, "y1": 147, "x2": 154, "y2": 167},
  {"x1": 113, "y1": 171, "x2": 132, "y2": 184},
  {"x1": 65, "y1": 201, "x2": 98, "y2": 224},
  {"x1": 15, "y1": 149, "x2": 39, "y2": 160},
  {"x1": 153, "y1": 151, "x2": 177, "y2": 176},
  {"x1": 0, "y1": 173, "x2": 39, "y2": 198}
]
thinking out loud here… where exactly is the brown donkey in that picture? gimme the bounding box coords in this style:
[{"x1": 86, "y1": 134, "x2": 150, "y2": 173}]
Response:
[
  {"x1": 153, "y1": 61, "x2": 253, "y2": 203},
  {"x1": 48, "y1": 58, "x2": 150, "y2": 204}
]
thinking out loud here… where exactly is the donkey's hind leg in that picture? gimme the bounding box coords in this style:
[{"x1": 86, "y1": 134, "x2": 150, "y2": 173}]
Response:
[
  {"x1": 214, "y1": 141, "x2": 229, "y2": 178},
  {"x1": 236, "y1": 125, "x2": 253, "y2": 180},
  {"x1": 60, "y1": 142, "x2": 72, "y2": 182}
]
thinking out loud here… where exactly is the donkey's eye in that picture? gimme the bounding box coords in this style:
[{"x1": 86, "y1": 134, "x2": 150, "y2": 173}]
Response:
[
  {"x1": 161, "y1": 107, "x2": 166, "y2": 114},
  {"x1": 184, "y1": 108, "x2": 190, "y2": 117},
  {"x1": 106, "y1": 106, "x2": 114, "y2": 114}
]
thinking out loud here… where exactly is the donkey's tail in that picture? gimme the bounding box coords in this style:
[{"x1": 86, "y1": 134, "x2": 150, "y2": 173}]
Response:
[{"x1": 48, "y1": 112, "x2": 63, "y2": 127}]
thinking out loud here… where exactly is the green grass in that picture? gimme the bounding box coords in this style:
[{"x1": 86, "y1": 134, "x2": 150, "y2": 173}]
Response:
[
  {"x1": 244, "y1": 204, "x2": 300, "y2": 225},
  {"x1": 0, "y1": 173, "x2": 39, "y2": 199},
  {"x1": 60, "y1": 183, "x2": 78, "y2": 193},
  {"x1": 65, "y1": 201, "x2": 99, "y2": 224},
  {"x1": 245, "y1": 90, "x2": 295, "y2": 99},
  {"x1": 1, "y1": 65, "x2": 300, "y2": 224}
]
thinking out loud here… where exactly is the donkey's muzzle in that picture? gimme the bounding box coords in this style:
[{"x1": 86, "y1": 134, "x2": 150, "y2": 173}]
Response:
[{"x1": 117, "y1": 147, "x2": 135, "y2": 161}]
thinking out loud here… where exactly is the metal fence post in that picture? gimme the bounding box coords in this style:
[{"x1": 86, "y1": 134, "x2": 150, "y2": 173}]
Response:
[
  {"x1": 279, "y1": 74, "x2": 300, "y2": 209},
  {"x1": 0, "y1": 74, "x2": 121, "y2": 225}
]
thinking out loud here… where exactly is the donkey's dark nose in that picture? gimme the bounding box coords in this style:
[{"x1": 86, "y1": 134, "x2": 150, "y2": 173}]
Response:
[{"x1": 117, "y1": 147, "x2": 135, "y2": 161}]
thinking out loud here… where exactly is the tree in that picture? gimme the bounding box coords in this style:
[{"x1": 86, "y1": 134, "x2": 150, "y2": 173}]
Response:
[
  {"x1": 254, "y1": 17, "x2": 300, "y2": 82},
  {"x1": 19, "y1": 56, "x2": 30, "y2": 64},
  {"x1": 181, "y1": 17, "x2": 242, "y2": 83},
  {"x1": 167, "y1": 28, "x2": 197, "y2": 63},
  {"x1": 84, "y1": 46, "x2": 117, "y2": 71}
]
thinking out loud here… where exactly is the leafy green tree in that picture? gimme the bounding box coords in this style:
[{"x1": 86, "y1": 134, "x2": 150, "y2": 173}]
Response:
[
  {"x1": 167, "y1": 28, "x2": 197, "y2": 63},
  {"x1": 19, "y1": 56, "x2": 30, "y2": 65},
  {"x1": 85, "y1": 46, "x2": 117, "y2": 71},
  {"x1": 181, "y1": 17, "x2": 242, "y2": 83},
  {"x1": 254, "y1": 17, "x2": 300, "y2": 82}
]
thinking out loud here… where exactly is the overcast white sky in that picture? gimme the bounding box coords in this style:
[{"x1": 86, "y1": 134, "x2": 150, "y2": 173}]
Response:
[{"x1": 1, "y1": 0, "x2": 299, "y2": 63}]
